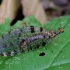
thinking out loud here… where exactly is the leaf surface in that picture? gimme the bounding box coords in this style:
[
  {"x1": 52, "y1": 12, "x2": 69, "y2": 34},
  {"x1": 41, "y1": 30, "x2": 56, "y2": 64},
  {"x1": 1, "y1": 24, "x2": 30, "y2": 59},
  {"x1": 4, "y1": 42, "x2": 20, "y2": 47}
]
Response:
[{"x1": 0, "y1": 15, "x2": 70, "y2": 70}]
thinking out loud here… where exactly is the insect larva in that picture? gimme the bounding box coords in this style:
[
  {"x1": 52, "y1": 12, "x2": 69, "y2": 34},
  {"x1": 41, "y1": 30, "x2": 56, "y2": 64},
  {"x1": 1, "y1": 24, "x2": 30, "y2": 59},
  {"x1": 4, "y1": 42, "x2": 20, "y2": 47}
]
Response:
[{"x1": 0, "y1": 20, "x2": 68, "y2": 56}]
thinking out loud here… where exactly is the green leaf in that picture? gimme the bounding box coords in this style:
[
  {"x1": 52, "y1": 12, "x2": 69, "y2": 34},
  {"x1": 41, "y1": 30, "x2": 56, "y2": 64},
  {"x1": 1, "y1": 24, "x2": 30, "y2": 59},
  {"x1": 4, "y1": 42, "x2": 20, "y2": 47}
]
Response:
[
  {"x1": 0, "y1": 15, "x2": 70, "y2": 70},
  {"x1": 12, "y1": 15, "x2": 42, "y2": 29},
  {"x1": 0, "y1": 18, "x2": 10, "y2": 35},
  {"x1": 43, "y1": 15, "x2": 70, "y2": 70},
  {"x1": 22, "y1": 15, "x2": 42, "y2": 27},
  {"x1": 11, "y1": 21, "x2": 23, "y2": 29}
]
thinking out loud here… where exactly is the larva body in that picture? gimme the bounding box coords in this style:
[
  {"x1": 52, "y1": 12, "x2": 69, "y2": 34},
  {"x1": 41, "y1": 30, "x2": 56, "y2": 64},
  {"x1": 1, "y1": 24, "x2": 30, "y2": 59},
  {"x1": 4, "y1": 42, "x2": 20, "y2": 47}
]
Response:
[{"x1": 0, "y1": 26, "x2": 63, "y2": 56}]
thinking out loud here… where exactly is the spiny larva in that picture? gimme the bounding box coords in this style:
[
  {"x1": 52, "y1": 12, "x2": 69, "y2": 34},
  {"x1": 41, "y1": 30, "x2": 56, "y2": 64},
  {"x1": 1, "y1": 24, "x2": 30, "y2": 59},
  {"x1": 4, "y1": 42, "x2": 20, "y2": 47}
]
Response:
[{"x1": 0, "y1": 23, "x2": 67, "y2": 56}]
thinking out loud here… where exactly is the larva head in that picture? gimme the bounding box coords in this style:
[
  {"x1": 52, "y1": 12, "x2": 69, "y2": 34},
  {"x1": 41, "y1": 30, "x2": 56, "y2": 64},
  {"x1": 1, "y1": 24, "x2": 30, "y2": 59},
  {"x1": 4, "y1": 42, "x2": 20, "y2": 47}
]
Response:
[
  {"x1": 43, "y1": 28, "x2": 64, "y2": 39},
  {"x1": 58, "y1": 28, "x2": 64, "y2": 33},
  {"x1": 53, "y1": 28, "x2": 64, "y2": 36}
]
